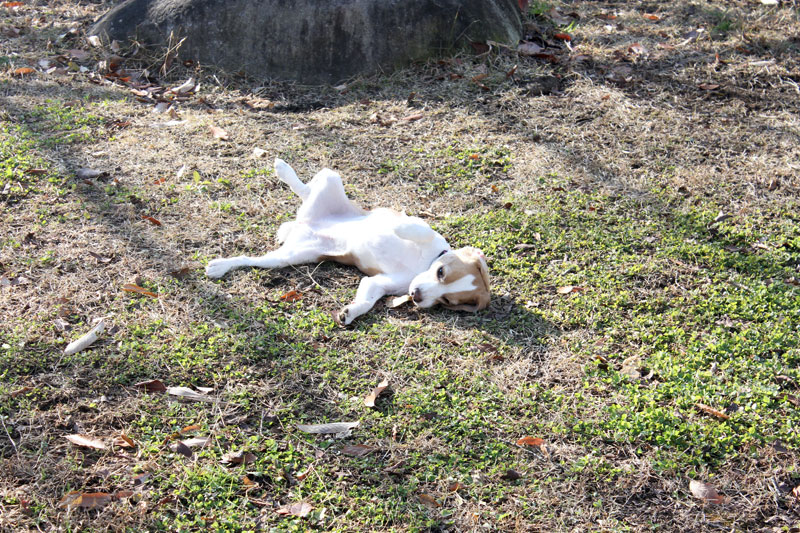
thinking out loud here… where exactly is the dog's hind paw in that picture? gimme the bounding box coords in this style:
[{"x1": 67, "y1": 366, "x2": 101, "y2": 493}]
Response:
[
  {"x1": 205, "y1": 259, "x2": 231, "y2": 279},
  {"x1": 332, "y1": 306, "x2": 353, "y2": 327}
]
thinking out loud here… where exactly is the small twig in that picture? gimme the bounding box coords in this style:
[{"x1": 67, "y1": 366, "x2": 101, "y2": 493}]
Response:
[{"x1": 0, "y1": 416, "x2": 20, "y2": 460}]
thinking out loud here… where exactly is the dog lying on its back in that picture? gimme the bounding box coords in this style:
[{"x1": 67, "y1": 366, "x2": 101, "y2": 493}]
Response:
[{"x1": 206, "y1": 159, "x2": 490, "y2": 325}]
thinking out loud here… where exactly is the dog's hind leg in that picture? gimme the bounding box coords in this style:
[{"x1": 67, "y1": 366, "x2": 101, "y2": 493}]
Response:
[
  {"x1": 274, "y1": 158, "x2": 310, "y2": 200},
  {"x1": 206, "y1": 245, "x2": 322, "y2": 279}
]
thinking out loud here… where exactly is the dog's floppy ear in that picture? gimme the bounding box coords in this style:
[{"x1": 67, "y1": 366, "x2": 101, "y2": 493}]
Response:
[{"x1": 462, "y1": 247, "x2": 491, "y2": 293}]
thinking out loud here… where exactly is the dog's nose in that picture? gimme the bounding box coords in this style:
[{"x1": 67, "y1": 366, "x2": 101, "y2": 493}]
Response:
[{"x1": 412, "y1": 288, "x2": 423, "y2": 303}]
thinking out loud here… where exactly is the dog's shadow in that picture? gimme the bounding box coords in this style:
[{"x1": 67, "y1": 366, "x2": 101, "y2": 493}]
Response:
[{"x1": 371, "y1": 290, "x2": 556, "y2": 353}]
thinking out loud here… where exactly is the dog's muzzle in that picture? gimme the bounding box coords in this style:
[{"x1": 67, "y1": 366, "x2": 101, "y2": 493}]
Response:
[{"x1": 411, "y1": 287, "x2": 423, "y2": 304}]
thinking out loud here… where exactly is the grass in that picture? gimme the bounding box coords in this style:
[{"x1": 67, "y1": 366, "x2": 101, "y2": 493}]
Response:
[{"x1": 1, "y1": 0, "x2": 800, "y2": 531}]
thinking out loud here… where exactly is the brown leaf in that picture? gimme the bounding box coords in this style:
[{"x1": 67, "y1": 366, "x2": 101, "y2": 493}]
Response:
[
  {"x1": 534, "y1": 53, "x2": 560, "y2": 64},
  {"x1": 209, "y1": 125, "x2": 229, "y2": 140},
  {"x1": 142, "y1": 215, "x2": 162, "y2": 226},
  {"x1": 689, "y1": 480, "x2": 725, "y2": 504},
  {"x1": 88, "y1": 251, "x2": 112, "y2": 263},
  {"x1": 448, "y1": 482, "x2": 466, "y2": 492},
  {"x1": 112, "y1": 434, "x2": 135, "y2": 448},
  {"x1": 171, "y1": 440, "x2": 193, "y2": 458},
  {"x1": 133, "y1": 379, "x2": 167, "y2": 393},
  {"x1": 792, "y1": 485, "x2": 800, "y2": 500},
  {"x1": 364, "y1": 378, "x2": 389, "y2": 407},
  {"x1": 516, "y1": 436, "x2": 544, "y2": 447},
  {"x1": 65, "y1": 434, "x2": 106, "y2": 450},
  {"x1": 275, "y1": 501, "x2": 313, "y2": 517},
  {"x1": 698, "y1": 83, "x2": 720, "y2": 91},
  {"x1": 401, "y1": 113, "x2": 424, "y2": 122},
  {"x1": 418, "y1": 493, "x2": 440, "y2": 507},
  {"x1": 341, "y1": 444, "x2": 376, "y2": 457},
  {"x1": 695, "y1": 403, "x2": 730, "y2": 420},
  {"x1": 57, "y1": 492, "x2": 112, "y2": 510},
  {"x1": 643, "y1": 13, "x2": 661, "y2": 21},
  {"x1": 557, "y1": 285, "x2": 584, "y2": 294},
  {"x1": 9, "y1": 386, "x2": 33, "y2": 398},
  {"x1": 25, "y1": 168, "x2": 47, "y2": 175},
  {"x1": 280, "y1": 290, "x2": 302, "y2": 302},
  {"x1": 500, "y1": 469, "x2": 522, "y2": 480},
  {"x1": 628, "y1": 43, "x2": 648, "y2": 55},
  {"x1": 13, "y1": 67, "x2": 35, "y2": 76},
  {"x1": 3, "y1": 1, "x2": 24, "y2": 7},
  {"x1": 122, "y1": 283, "x2": 159, "y2": 298},
  {"x1": 553, "y1": 33, "x2": 572, "y2": 41},
  {"x1": 221, "y1": 450, "x2": 257, "y2": 465},
  {"x1": 169, "y1": 267, "x2": 192, "y2": 279},
  {"x1": 517, "y1": 0, "x2": 529, "y2": 11}
]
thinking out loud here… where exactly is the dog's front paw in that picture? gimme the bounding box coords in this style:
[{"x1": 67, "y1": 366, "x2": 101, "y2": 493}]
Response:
[{"x1": 205, "y1": 259, "x2": 231, "y2": 279}]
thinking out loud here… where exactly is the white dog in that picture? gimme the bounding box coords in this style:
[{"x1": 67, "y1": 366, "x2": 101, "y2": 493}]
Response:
[{"x1": 206, "y1": 159, "x2": 490, "y2": 325}]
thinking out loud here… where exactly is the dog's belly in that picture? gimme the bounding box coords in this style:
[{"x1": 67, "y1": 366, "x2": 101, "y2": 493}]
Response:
[{"x1": 311, "y1": 212, "x2": 432, "y2": 277}]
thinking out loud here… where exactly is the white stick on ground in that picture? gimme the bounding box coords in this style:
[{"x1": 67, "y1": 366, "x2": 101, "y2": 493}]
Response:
[{"x1": 63, "y1": 319, "x2": 105, "y2": 356}]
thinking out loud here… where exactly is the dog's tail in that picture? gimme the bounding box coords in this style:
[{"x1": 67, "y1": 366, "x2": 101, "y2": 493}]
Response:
[{"x1": 274, "y1": 158, "x2": 310, "y2": 200}]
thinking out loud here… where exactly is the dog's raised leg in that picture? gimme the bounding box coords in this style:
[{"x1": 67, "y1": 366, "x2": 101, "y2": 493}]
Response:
[
  {"x1": 274, "y1": 158, "x2": 310, "y2": 200},
  {"x1": 335, "y1": 274, "x2": 408, "y2": 326},
  {"x1": 206, "y1": 246, "x2": 321, "y2": 279}
]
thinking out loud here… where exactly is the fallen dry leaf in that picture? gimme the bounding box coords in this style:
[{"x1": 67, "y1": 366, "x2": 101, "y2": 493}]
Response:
[
  {"x1": 557, "y1": 285, "x2": 584, "y2": 294},
  {"x1": 553, "y1": 32, "x2": 572, "y2": 41},
  {"x1": 364, "y1": 378, "x2": 389, "y2": 407},
  {"x1": 517, "y1": 42, "x2": 543, "y2": 56},
  {"x1": 167, "y1": 386, "x2": 213, "y2": 403},
  {"x1": 388, "y1": 294, "x2": 411, "y2": 308},
  {"x1": 341, "y1": 444, "x2": 376, "y2": 457},
  {"x1": 12, "y1": 67, "x2": 34, "y2": 76},
  {"x1": 122, "y1": 283, "x2": 159, "y2": 298},
  {"x1": 500, "y1": 469, "x2": 522, "y2": 481},
  {"x1": 448, "y1": 482, "x2": 466, "y2": 492},
  {"x1": 516, "y1": 436, "x2": 544, "y2": 447},
  {"x1": 112, "y1": 434, "x2": 135, "y2": 448},
  {"x1": 643, "y1": 13, "x2": 661, "y2": 21},
  {"x1": 280, "y1": 290, "x2": 302, "y2": 302},
  {"x1": 57, "y1": 492, "x2": 112, "y2": 510},
  {"x1": 76, "y1": 168, "x2": 103, "y2": 179},
  {"x1": 181, "y1": 437, "x2": 210, "y2": 449},
  {"x1": 65, "y1": 434, "x2": 106, "y2": 450},
  {"x1": 418, "y1": 493, "x2": 440, "y2": 507},
  {"x1": 275, "y1": 501, "x2": 313, "y2": 517},
  {"x1": 171, "y1": 440, "x2": 193, "y2": 458},
  {"x1": 695, "y1": 402, "x2": 730, "y2": 420},
  {"x1": 209, "y1": 125, "x2": 229, "y2": 140},
  {"x1": 401, "y1": 113, "x2": 424, "y2": 122},
  {"x1": 297, "y1": 421, "x2": 359, "y2": 435},
  {"x1": 142, "y1": 215, "x2": 162, "y2": 226},
  {"x1": 698, "y1": 83, "x2": 720, "y2": 91},
  {"x1": 221, "y1": 450, "x2": 257, "y2": 465},
  {"x1": 133, "y1": 379, "x2": 167, "y2": 393},
  {"x1": 689, "y1": 479, "x2": 725, "y2": 504}
]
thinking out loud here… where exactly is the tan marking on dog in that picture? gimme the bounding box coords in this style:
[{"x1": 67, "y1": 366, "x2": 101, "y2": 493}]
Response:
[
  {"x1": 438, "y1": 247, "x2": 490, "y2": 311},
  {"x1": 320, "y1": 252, "x2": 382, "y2": 276}
]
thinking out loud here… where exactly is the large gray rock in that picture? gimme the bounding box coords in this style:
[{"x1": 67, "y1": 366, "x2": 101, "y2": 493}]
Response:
[{"x1": 90, "y1": 0, "x2": 522, "y2": 84}]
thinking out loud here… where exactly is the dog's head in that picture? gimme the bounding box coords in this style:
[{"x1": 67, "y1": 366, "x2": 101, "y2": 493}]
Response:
[{"x1": 408, "y1": 247, "x2": 490, "y2": 312}]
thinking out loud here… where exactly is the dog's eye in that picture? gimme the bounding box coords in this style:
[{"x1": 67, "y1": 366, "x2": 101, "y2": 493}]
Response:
[{"x1": 436, "y1": 266, "x2": 445, "y2": 280}]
